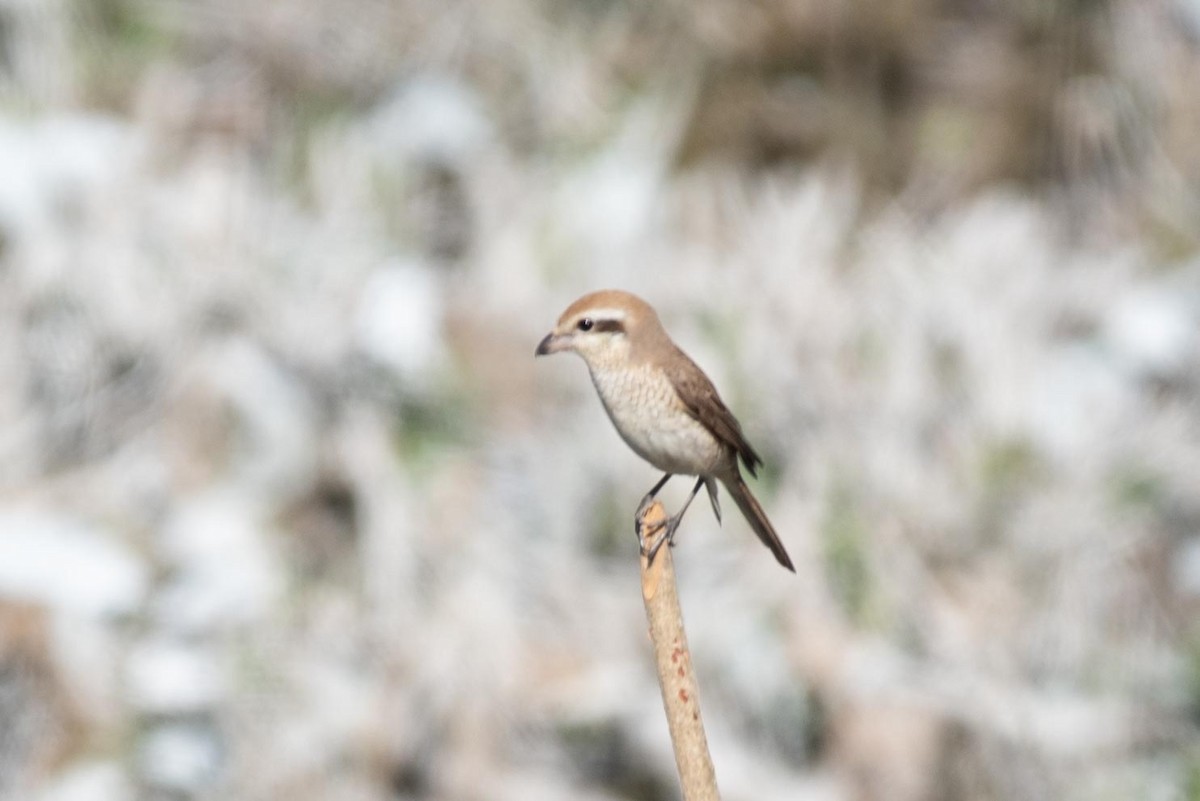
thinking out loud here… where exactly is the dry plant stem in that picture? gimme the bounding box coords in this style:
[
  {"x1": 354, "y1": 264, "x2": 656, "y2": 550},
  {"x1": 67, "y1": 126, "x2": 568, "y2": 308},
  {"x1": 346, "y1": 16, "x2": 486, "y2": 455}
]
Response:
[{"x1": 637, "y1": 501, "x2": 720, "y2": 801}]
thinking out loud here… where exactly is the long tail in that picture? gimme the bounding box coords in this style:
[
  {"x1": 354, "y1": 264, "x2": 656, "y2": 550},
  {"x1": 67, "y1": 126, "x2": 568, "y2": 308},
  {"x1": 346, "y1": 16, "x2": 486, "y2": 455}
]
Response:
[{"x1": 724, "y1": 475, "x2": 795, "y2": 572}]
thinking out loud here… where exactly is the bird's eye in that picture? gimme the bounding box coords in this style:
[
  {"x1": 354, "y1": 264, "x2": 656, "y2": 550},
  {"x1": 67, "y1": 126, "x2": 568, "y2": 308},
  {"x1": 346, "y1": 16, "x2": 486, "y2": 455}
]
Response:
[{"x1": 577, "y1": 318, "x2": 594, "y2": 331}]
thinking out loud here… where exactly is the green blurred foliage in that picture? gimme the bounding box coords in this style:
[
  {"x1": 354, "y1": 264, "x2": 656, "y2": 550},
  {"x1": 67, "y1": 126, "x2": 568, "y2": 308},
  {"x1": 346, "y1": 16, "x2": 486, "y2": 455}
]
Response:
[{"x1": 822, "y1": 481, "x2": 873, "y2": 624}]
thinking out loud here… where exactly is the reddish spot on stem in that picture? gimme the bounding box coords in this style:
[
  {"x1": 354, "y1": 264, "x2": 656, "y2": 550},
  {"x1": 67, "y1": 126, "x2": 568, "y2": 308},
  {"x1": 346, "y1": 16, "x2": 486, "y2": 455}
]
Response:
[
  {"x1": 671, "y1": 647, "x2": 684, "y2": 664},
  {"x1": 678, "y1": 689, "x2": 690, "y2": 703},
  {"x1": 677, "y1": 666, "x2": 685, "y2": 677}
]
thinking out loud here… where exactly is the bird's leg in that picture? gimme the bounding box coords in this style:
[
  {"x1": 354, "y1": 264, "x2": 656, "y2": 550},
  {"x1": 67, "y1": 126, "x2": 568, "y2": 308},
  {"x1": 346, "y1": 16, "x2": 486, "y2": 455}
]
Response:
[
  {"x1": 636, "y1": 473, "x2": 674, "y2": 558},
  {"x1": 645, "y1": 477, "x2": 705, "y2": 563},
  {"x1": 666, "y1": 477, "x2": 705, "y2": 546},
  {"x1": 636, "y1": 473, "x2": 674, "y2": 520}
]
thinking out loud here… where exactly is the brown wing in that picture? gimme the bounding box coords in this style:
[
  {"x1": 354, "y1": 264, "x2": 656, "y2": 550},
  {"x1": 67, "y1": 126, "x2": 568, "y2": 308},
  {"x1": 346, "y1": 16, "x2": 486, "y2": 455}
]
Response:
[{"x1": 666, "y1": 346, "x2": 763, "y2": 476}]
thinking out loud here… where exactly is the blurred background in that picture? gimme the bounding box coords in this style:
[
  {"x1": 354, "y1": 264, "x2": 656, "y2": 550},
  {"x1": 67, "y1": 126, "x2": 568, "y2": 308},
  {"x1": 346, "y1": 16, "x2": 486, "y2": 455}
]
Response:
[{"x1": 0, "y1": 0, "x2": 1198, "y2": 799}]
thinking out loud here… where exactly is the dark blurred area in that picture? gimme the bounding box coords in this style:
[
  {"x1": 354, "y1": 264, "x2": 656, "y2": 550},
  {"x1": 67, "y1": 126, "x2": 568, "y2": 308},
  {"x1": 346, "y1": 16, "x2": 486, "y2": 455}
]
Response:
[{"x1": 0, "y1": 1, "x2": 1198, "y2": 800}]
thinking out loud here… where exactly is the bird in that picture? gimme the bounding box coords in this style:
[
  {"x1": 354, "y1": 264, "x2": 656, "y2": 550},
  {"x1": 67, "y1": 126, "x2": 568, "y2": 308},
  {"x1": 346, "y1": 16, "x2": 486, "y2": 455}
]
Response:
[{"x1": 535, "y1": 289, "x2": 794, "y2": 572}]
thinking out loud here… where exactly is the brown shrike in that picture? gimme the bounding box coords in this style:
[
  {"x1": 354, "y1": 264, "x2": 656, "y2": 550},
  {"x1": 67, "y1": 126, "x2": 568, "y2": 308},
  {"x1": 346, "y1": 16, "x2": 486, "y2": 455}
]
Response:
[{"x1": 536, "y1": 290, "x2": 794, "y2": 572}]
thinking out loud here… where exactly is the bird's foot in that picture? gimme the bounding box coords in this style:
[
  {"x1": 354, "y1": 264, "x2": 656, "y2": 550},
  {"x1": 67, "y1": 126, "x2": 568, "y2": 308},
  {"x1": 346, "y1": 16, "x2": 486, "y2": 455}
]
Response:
[
  {"x1": 635, "y1": 492, "x2": 657, "y2": 523},
  {"x1": 635, "y1": 503, "x2": 661, "y2": 558},
  {"x1": 642, "y1": 513, "x2": 682, "y2": 566},
  {"x1": 635, "y1": 474, "x2": 673, "y2": 525}
]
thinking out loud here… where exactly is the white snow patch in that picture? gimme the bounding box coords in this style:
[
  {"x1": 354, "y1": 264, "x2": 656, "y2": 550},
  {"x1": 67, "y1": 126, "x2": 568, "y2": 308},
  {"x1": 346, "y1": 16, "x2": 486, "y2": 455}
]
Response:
[
  {"x1": 367, "y1": 74, "x2": 492, "y2": 166},
  {"x1": 137, "y1": 724, "x2": 222, "y2": 793},
  {"x1": 1105, "y1": 287, "x2": 1196, "y2": 376},
  {"x1": 34, "y1": 760, "x2": 132, "y2": 801},
  {"x1": 0, "y1": 113, "x2": 136, "y2": 239},
  {"x1": 154, "y1": 491, "x2": 283, "y2": 633},
  {"x1": 126, "y1": 638, "x2": 226, "y2": 713},
  {"x1": 1028, "y1": 345, "x2": 1131, "y2": 459},
  {"x1": 0, "y1": 509, "x2": 147, "y2": 617},
  {"x1": 353, "y1": 258, "x2": 445, "y2": 388}
]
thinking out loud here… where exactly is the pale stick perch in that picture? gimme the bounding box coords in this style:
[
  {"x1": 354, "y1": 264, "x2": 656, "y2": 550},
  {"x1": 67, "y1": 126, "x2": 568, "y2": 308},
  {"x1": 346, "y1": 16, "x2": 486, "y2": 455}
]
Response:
[{"x1": 637, "y1": 500, "x2": 720, "y2": 801}]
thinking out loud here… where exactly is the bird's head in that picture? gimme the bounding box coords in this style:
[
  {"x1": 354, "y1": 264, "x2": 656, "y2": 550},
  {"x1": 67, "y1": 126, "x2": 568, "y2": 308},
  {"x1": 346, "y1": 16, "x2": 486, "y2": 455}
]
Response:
[{"x1": 535, "y1": 289, "x2": 662, "y2": 369}]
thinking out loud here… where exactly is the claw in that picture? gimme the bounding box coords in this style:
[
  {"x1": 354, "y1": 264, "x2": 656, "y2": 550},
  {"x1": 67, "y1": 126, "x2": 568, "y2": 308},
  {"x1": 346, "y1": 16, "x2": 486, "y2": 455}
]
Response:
[
  {"x1": 635, "y1": 499, "x2": 663, "y2": 549},
  {"x1": 635, "y1": 473, "x2": 673, "y2": 541},
  {"x1": 644, "y1": 513, "x2": 683, "y2": 565},
  {"x1": 637, "y1": 473, "x2": 673, "y2": 520},
  {"x1": 636, "y1": 475, "x2": 705, "y2": 565},
  {"x1": 635, "y1": 492, "x2": 656, "y2": 522}
]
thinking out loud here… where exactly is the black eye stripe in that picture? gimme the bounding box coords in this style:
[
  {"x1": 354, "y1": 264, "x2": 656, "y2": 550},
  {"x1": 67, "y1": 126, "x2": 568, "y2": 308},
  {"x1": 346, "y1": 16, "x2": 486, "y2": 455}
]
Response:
[{"x1": 576, "y1": 317, "x2": 624, "y2": 333}]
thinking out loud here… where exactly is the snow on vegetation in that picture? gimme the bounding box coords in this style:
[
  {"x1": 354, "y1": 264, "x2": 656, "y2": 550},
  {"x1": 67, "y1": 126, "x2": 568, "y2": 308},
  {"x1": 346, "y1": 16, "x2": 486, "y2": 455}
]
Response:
[{"x1": 0, "y1": 1, "x2": 1197, "y2": 800}]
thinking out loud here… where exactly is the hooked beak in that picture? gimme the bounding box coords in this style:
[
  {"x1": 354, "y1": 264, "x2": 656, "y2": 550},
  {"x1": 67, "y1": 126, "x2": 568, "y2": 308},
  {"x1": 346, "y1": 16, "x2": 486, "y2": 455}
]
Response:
[{"x1": 535, "y1": 332, "x2": 568, "y2": 357}]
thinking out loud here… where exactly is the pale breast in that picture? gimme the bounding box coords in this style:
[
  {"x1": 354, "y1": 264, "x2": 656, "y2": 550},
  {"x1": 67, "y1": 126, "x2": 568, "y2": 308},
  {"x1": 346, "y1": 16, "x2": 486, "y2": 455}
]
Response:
[{"x1": 588, "y1": 364, "x2": 725, "y2": 476}]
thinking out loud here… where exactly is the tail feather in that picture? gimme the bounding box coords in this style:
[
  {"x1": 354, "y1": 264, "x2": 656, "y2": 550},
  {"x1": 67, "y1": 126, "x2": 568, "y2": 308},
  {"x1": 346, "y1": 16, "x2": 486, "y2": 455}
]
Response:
[{"x1": 725, "y1": 475, "x2": 795, "y2": 572}]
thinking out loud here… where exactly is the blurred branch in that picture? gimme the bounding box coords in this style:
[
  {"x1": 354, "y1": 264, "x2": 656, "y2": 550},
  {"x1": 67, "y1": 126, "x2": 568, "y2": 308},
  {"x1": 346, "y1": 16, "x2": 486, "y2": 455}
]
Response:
[{"x1": 637, "y1": 501, "x2": 720, "y2": 801}]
